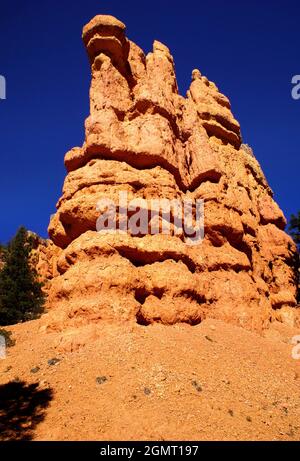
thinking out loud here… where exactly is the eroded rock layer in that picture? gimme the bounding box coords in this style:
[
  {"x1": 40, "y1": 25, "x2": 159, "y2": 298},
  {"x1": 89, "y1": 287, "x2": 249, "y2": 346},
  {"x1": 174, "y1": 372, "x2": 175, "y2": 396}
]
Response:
[
  {"x1": 29, "y1": 233, "x2": 61, "y2": 292},
  {"x1": 48, "y1": 15, "x2": 298, "y2": 331}
]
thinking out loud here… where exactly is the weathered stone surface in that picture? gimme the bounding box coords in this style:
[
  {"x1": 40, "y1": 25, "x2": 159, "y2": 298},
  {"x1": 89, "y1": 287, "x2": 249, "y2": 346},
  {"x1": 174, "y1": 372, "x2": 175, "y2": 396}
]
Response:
[
  {"x1": 47, "y1": 15, "x2": 298, "y2": 331},
  {"x1": 29, "y1": 232, "x2": 61, "y2": 291}
]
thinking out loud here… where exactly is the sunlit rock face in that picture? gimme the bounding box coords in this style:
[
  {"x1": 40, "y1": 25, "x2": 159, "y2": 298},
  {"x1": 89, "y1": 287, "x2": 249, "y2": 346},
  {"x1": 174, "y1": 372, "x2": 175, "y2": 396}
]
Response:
[{"x1": 47, "y1": 15, "x2": 298, "y2": 331}]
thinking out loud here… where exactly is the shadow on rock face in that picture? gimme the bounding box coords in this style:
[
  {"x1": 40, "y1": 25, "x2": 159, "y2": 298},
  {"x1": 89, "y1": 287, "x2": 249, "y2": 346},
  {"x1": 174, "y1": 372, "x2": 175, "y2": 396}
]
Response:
[{"x1": 0, "y1": 380, "x2": 53, "y2": 441}]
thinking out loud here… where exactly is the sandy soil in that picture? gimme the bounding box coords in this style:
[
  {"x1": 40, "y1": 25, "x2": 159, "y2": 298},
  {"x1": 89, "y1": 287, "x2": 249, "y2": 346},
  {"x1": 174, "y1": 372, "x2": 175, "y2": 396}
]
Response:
[{"x1": 1, "y1": 317, "x2": 300, "y2": 441}]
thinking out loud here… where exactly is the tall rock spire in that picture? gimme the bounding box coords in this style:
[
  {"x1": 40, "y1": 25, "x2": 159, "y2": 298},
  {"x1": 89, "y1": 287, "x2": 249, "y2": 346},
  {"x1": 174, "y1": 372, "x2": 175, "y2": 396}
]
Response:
[{"x1": 47, "y1": 15, "x2": 298, "y2": 331}]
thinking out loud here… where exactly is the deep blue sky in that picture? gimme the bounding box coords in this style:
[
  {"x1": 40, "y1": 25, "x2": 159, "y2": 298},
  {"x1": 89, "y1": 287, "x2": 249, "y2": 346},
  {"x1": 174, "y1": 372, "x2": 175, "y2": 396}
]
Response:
[{"x1": 0, "y1": 0, "x2": 299, "y2": 243}]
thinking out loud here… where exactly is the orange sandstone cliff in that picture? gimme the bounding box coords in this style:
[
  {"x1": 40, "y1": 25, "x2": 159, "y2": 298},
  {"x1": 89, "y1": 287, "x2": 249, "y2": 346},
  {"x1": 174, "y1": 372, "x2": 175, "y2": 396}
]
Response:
[{"x1": 46, "y1": 15, "x2": 298, "y2": 332}]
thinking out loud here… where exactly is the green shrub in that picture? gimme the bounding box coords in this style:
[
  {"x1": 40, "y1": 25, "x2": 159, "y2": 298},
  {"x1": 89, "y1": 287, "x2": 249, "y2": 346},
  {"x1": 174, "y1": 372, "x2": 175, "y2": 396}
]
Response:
[
  {"x1": 0, "y1": 328, "x2": 15, "y2": 347},
  {"x1": 0, "y1": 227, "x2": 45, "y2": 326}
]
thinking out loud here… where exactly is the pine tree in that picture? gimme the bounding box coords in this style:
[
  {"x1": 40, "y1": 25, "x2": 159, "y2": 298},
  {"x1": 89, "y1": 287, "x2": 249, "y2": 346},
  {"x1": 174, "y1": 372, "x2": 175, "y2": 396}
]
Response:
[
  {"x1": 289, "y1": 212, "x2": 300, "y2": 303},
  {"x1": 0, "y1": 227, "x2": 45, "y2": 326},
  {"x1": 289, "y1": 211, "x2": 300, "y2": 249}
]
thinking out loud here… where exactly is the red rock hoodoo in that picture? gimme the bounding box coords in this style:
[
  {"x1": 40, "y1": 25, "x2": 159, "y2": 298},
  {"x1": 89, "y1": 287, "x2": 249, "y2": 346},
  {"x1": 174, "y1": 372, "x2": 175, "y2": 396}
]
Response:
[{"x1": 47, "y1": 15, "x2": 298, "y2": 331}]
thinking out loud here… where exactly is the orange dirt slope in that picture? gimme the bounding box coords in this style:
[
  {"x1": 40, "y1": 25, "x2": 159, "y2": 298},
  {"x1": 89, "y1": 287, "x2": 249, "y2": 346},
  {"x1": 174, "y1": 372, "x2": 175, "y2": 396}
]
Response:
[{"x1": 1, "y1": 317, "x2": 300, "y2": 441}]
